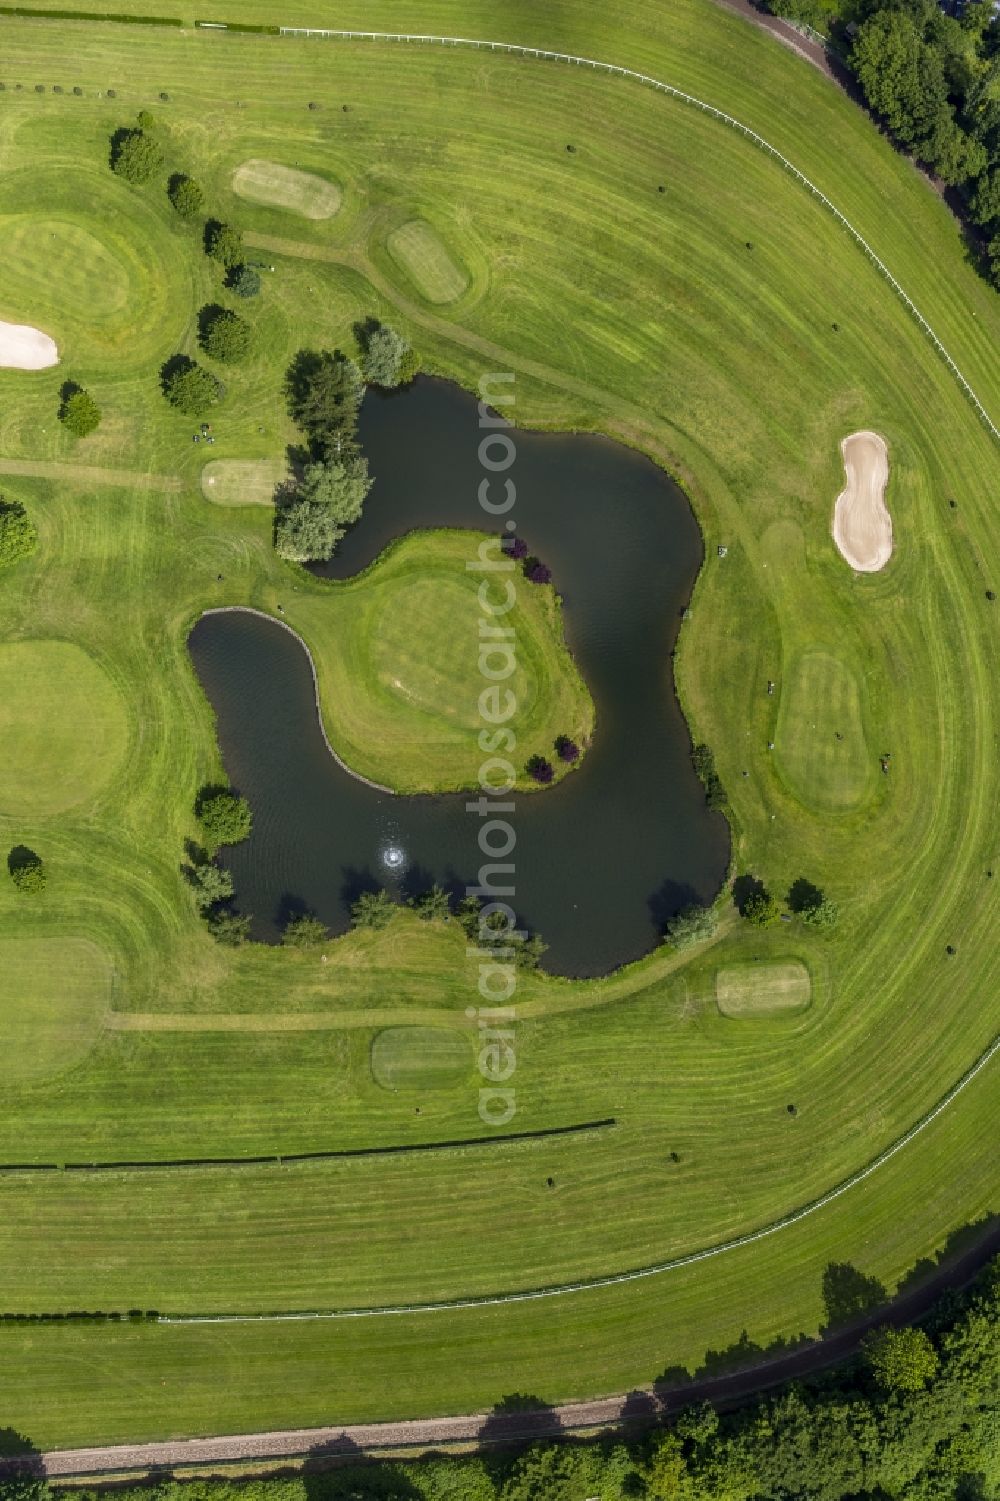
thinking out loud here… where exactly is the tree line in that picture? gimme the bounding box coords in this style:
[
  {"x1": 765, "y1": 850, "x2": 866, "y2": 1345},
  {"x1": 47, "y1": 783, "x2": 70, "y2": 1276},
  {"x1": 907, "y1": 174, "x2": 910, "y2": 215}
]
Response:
[{"x1": 761, "y1": 0, "x2": 1000, "y2": 286}]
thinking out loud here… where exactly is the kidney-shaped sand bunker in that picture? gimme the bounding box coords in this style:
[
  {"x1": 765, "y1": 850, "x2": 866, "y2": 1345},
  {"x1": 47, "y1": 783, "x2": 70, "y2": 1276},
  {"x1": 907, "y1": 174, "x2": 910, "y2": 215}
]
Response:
[{"x1": 832, "y1": 430, "x2": 892, "y2": 573}]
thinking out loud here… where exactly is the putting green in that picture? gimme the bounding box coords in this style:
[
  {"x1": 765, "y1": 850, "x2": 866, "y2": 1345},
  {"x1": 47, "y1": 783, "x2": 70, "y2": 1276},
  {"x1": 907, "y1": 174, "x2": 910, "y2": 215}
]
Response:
[
  {"x1": 0, "y1": 641, "x2": 127, "y2": 816},
  {"x1": 370, "y1": 1026, "x2": 472, "y2": 1091},
  {"x1": 0, "y1": 217, "x2": 128, "y2": 325},
  {"x1": 386, "y1": 219, "x2": 469, "y2": 303},
  {"x1": 0, "y1": 938, "x2": 112, "y2": 1080},
  {"x1": 232, "y1": 159, "x2": 342, "y2": 219},
  {"x1": 716, "y1": 960, "x2": 812, "y2": 1018},
  {"x1": 774, "y1": 650, "x2": 871, "y2": 812},
  {"x1": 201, "y1": 458, "x2": 288, "y2": 506}
]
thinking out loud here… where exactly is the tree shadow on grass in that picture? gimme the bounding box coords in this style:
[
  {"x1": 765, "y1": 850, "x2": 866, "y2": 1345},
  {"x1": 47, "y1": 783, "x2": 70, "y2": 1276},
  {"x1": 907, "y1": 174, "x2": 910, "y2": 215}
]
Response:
[
  {"x1": 300, "y1": 1435, "x2": 424, "y2": 1499},
  {"x1": 732, "y1": 873, "x2": 765, "y2": 915},
  {"x1": 0, "y1": 1427, "x2": 44, "y2": 1481},
  {"x1": 820, "y1": 1261, "x2": 889, "y2": 1334}
]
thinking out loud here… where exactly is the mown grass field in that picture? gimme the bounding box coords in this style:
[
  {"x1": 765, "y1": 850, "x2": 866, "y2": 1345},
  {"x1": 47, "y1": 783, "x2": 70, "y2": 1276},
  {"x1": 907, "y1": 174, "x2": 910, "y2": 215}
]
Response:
[{"x1": 0, "y1": 0, "x2": 997, "y2": 1448}]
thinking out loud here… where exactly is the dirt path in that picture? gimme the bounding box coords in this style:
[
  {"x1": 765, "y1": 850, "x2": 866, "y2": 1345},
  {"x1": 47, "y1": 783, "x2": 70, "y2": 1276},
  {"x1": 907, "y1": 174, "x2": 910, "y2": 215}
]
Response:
[{"x1": 0, "y1": 458, "x2": 181, "y2": 491}]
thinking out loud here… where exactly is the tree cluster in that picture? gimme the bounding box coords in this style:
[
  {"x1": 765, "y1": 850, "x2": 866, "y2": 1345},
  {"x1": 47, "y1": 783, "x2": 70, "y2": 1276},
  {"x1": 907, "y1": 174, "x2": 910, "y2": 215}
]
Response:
[
  {"x1": 760, "y1": 0, "x2": 1000, "y2": 285},
  {"x1": 275, "y1": 351, "x2": 371, "y2": 562}
]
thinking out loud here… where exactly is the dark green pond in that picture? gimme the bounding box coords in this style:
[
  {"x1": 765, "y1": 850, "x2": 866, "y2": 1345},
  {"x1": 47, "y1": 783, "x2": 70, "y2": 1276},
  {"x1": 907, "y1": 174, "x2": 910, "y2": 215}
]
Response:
[{"x1": 188, "y1": 376, "x2": 729, "y2": 976}]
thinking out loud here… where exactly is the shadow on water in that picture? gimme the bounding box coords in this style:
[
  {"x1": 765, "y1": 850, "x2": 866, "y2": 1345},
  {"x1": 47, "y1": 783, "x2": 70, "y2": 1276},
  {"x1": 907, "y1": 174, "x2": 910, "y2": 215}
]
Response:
[{"x1": 189, "y1": 376, "x2": 730, "y2": 976}]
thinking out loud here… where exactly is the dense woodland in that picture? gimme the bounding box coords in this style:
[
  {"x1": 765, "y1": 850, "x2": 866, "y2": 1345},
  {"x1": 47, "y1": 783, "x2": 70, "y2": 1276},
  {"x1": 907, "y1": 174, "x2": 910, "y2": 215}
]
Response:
[
  {"x1": 760, "y1": 0, "x2": 1000, "y2": 283},
  {"x1": 0, "y1": 1254, "x2": 990, "y2": 1501}
]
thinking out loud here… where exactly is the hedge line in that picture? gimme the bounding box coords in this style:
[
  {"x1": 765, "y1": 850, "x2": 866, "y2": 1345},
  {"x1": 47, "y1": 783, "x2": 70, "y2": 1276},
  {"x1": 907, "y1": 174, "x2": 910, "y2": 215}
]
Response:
[
  {"x1": 0, "y1": 1119, "x2": 617, "y2": 1177},
  {"x1": 0, "y1": 4, "x2": 182, "y2": 21}
]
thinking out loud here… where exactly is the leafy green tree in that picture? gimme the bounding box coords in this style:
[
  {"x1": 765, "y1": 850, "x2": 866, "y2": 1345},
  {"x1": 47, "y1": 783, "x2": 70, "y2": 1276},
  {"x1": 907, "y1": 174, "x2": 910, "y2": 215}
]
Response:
[
  {"x1": 666, "y1": 902, "x2": 718, "y2": 948},
  {"x1": 205, "y1": 220, "x2": 244, "y2": 269},
  {"x1": 196, "y1": 788, "x2": 252, "y2": 849},
  {"x1": 803, "y1": 895, "x2": 839, "y2": 930},
  {"x1": 351, "y1": 889, "x2": 395, "y2": 929},
  {"x1": 359, "y1": 321, "x2": 412, "y2": 388},
  {"x1": 58, "y1": 385, "x2": 101, "y2": 437},
  {"x1": 273, "y1": 501, "x2": 344, "y2": 563},
  {"x1": 200, "y1": 308, "x2": 254, "y2": 363},
  {"x1": 161, "y1": 357, "x2": 222, "y2": 416},
  {"x1": 110, "y1": 127, "x2": 163, "y2": 183},
  {"x1": 282, "y1": 913, "x2": 329, "y2": 947},
  {"x1": 186, "y1": 861, "x2": 234, "y2": 913},
  {"x1": 864, "y1": 1324, "x2": 940, "y2": 1392},
  {"x1": 0, "y1": 499, "x2": 38, "y2": 569},
  {"x1": 229, "y1": 264, "x2": 261, "y2": 299},
  {"x1": 851, "y1": 12, "x2": 950, "y2": 151},
  {"x1": 744, "y1": 888, "x2": 779, "y2": 926},
  {"x1": 971, "y1": 167, "x2": 1000, "y2": 231},
  {"x1": 167, "y1": 173, "x2": 204, "y2": 219},
  {"x1": 513, "y1": 931, "x2": 548, "y2": 970},
  {"x1": 135, "y1": 108, "x2": 156, "y2": 132},
  {"x1": 412, "y1": 884, "x2": 452, "y2": 921},
  {"x1": 207, "y1": 910, "x2": 252, "y2": 946},
  {"x1": 7, "y1": 845, "x2": 45, "y2": 894},
  {"x1": 297, "y1": 455, "x2": 371, "y2": 525},
  {"x1": 285, "y1": 349, "x2": 363, "y2": 455}
]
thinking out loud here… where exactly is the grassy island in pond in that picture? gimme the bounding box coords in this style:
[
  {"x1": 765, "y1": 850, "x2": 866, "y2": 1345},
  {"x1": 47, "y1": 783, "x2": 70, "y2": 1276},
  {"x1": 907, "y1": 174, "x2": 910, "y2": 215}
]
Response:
[{"x1": 284, "y1": 529, "x2": 593, "y2": 794}]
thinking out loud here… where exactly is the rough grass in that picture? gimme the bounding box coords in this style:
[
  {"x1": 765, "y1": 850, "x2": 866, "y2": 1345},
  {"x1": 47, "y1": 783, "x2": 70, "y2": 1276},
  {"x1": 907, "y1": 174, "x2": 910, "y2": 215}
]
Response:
[
  {"x1": 231, "y1": 159, "x2": 341, "y2": 219},
  {"x1": 0, "y1": 937, "x2": 112, "y2": 1081},
  {"x1": 0, "y1": 0, "x2": 995, "y2": 1447},
  {"x1": 0, "y1": 641, "x2": 128, "y2": 815},
  {"x1": 386, "y1": 219, "x2": 469, "y2": 304},
  {"x1": 716, "y1": 959, "x2": 812, "y2": 1017},
  {"x1": 370, "y1": 1025, "x2": 473, "y2": 1091}
]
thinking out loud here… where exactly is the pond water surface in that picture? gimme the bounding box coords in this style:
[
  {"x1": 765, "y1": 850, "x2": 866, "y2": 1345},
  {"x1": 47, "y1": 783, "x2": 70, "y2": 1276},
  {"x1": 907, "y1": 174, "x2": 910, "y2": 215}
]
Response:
[{"x1": 189, "y1": 377, "x2": 730, "y2": 976}]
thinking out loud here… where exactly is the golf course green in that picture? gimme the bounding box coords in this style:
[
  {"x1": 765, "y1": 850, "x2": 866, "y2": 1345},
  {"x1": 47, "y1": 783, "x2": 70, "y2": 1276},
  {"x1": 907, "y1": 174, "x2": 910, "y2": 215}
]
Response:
[{"x1": 0, "y1": 0, "x2": 996, "y2": 1450}]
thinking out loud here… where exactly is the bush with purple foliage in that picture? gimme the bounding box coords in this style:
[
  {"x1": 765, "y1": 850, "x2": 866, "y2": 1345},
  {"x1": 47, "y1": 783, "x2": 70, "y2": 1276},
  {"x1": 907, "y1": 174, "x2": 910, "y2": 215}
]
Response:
[
  {"x1": 554, "y1": 735, "x2": 580, "y2": 762},
  {"x1": 524, "y1": 556, "x2": 552, "y2": 584},
  {"x1": 503, "y1": 534, "x2": 528, "y2": 559},
  {"x1": 526, "y1": 755, "x2": 554, "y2": 784}
]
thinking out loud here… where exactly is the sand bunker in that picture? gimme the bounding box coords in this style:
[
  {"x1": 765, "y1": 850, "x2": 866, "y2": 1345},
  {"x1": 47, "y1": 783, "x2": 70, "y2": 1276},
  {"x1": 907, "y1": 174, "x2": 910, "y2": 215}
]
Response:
[
  {"x1": 232, "y1": 160, "x2": 341, "y2": 220},
  {"x1": 0, "y1": 320, "x2": 58, "y2": 370},
  {"x1": 832, "y1": 430, "x2": 892, "y2": 572}
]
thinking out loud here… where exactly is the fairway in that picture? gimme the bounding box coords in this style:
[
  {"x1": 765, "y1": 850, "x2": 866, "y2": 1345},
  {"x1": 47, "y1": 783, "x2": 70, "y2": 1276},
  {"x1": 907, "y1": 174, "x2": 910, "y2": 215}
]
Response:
[
  {"x1": 0, "y1": 0, "x2": 995, "y2": 1451},
  {"x1": 201, "y1": 458, "x2": 288, "y2": 505},
  {"x1": 0, "y1": 938, "x2": 112, "y2": 1081},
  {"x1": 386, "y1": 219, "x2": 469, "y2": 303},
  {"x1": 716, "y1": 960, "x2": 812, "y2": 1018},
  {"x1": 370, "y1": 1026, "x2": 473, "y2": 1091},
  {"x1": 774, "y1": 649, "x2": 872, "y2": 812},
  {"x1": 232, "y1": 159, "x2": 342, "y2": 219},
  {"x1": 0, "y1": 641, "x2": 127, "y2": 815}
]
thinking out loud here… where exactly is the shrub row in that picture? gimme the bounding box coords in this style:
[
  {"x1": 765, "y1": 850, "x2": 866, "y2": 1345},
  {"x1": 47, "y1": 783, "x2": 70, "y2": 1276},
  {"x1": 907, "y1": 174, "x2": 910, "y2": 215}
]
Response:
[
  {"x1": 0, "y1": 1309, "x2": 159, "y2": 1323},
  {"x1": 0, "y1": 4, "x2": 182, "y2": 20},
  {"x1": 691, "y1": 741, "x2": 728, "y2": 809}
]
